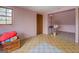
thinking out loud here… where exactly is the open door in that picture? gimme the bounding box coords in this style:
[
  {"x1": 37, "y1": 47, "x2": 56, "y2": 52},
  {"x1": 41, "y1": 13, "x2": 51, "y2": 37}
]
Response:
[{"x1": 37, "y1": 14, "x2": 43, "y2": 35}]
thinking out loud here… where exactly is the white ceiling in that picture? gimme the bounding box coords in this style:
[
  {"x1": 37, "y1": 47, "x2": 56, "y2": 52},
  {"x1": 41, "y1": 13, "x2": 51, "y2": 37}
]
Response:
[{"x1": 20, "y1": 6, "x2": 77, "y2": 14}]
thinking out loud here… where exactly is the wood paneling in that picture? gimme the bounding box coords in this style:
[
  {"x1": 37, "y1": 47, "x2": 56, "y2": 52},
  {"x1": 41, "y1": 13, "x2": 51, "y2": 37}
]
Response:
[{"x1": 37, "y1": 14, "x2": 43, "y2": 35}]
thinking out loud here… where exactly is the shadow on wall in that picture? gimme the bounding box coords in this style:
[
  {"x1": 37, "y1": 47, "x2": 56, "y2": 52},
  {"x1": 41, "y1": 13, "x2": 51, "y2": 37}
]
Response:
[
  {"x1": 17, "y1": 33, "x2": 26, "y2": 40},
  {"x1": 17, "y1": 32, "x2": 31, "y2": 47},
  {"x1": 0, "y1": 29, "x2": 12, "y2": 35},
  {"x1": 17, "y1": 33, "x2": 26, "y2": 46}
]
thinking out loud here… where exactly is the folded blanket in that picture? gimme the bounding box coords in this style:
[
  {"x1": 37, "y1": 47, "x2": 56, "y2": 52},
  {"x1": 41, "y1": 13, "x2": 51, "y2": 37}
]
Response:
[
  {"x1": 0, "y1": 31, "x2": 17, "y2": 42},
  {"x1": 10, "y1": 36, "x2": 17, "y2": 41},
  {"x1": 0, "y1": 36, "x2": 17, "y2": 44}
]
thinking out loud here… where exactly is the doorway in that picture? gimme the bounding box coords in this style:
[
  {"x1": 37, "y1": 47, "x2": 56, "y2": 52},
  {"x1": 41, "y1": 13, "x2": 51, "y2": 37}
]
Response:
[{"x1": 37, "y1": 14, "x2": 43, "y2": 35}]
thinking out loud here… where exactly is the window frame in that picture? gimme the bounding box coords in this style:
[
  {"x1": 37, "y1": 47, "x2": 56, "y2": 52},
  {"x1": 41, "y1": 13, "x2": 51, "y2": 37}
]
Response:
[{"x1": 0, "y1": 6, "x2": 13, "y2": 24}]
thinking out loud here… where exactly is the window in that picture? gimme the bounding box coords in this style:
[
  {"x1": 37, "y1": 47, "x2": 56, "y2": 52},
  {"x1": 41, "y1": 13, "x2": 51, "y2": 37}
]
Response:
[{"x1": 0, "y1": 7, "x2": 12, "y2": 24}]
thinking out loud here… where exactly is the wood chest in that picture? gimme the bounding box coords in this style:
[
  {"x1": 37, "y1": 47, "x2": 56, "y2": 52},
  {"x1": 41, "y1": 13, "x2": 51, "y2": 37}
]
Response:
[{"x1": 2, "y1": 39, "x2": 20, "y2": 52}]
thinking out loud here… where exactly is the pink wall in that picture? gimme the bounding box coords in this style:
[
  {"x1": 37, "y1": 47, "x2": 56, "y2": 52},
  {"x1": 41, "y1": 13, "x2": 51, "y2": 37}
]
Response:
[
  {"x1": 58, "y1": 25, "x2": 75, "y2": 33},
  {"x1": 48, "y1": 9, "x2": 75, "y2": 33},
  {"x1": 0, "y1": 6, "x2": 37, "y2": 38},
  {"x1": 48, "y1": 6, "x2": 76, "y2": 14},
  {"x1": 43, "y1": 13, "x2": 48, "y2": 34},
  {"x1": 53, "y1": 9, "x2": 75, "y2": 25}
]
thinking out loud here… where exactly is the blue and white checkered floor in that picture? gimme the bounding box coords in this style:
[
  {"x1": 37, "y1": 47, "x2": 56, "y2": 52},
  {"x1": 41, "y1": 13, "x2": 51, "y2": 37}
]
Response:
[
  {"x1": 12, "y1": 34, "x2": 79, "y2": 53},
  {"x1": 30, "y1": 42, "x2": 64, "y2": 53}
]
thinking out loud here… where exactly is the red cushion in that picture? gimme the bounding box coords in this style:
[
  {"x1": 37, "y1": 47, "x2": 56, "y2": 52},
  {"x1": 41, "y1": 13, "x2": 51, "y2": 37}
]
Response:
[
  {"x1": 0, "y1": 31, "x2": 17, "y2": 42},
  {"x1": 3, "y1": 31, "x2": 17, "y2": 37}
]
